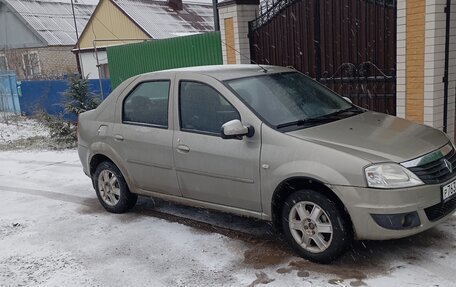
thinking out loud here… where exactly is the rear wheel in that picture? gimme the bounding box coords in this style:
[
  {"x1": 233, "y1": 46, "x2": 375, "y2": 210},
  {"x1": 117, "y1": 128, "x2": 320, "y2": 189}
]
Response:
[
  {"x1": 281, "y1": 189, "x2": 352, "y2": 263},
  {"x1": 93, "y1": 161, "x2": 137, "y2": 213}
]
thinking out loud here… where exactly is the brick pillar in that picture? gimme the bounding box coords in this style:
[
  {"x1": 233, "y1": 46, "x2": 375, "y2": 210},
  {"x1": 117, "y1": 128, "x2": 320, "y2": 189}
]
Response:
[
  {"x1": 218, "y1": 0, "x2": 259, "y2": 64},
  {"x1": 397, "y1": 0, "x2": 456, "y2": 140},
  {"x1": 396, "y1": 1, "x2": 407, "y2": 119}
]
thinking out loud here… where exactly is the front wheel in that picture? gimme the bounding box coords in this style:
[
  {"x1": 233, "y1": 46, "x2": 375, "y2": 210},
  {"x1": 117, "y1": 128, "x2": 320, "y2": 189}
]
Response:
[
  {"x1": 281, "y1": 190, "x2": 352, "y2": 263},
  {"x1": 93, "y1": 161, "x2": 137, "y2": 213}
]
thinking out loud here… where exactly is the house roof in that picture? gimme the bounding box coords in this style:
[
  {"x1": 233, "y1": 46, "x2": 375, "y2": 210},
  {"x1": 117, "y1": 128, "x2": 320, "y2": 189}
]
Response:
[
  {"x1": 2, "y1": 0, "x2": 96, "y2": 46},
  {"x1": 111, "y1": 0, "x2": 214, "y2": 39}
]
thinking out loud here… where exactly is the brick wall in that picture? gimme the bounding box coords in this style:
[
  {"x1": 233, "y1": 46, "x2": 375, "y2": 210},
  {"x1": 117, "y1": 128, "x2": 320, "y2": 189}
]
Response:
[
  {"x1": 397, "y1": 0, "x2": 456, "y2": 140},
  {"x1": 4, "y1": 46, "x2": 78, "y2": 80},
  {"x1": 406, "y1": 0, "x2": 426, "y2": 123},
  {"x1": 397, "y1": 1, "x2": 407, "y2": 118},
  {"x1": 38, "y1": 46, "x2": 78, "y2": 79},
  {"x1": 224, "y1": 17, "x2": 236, "y2": 64},
  {"x1": 423, "y1": 0, "x2": 456, "y2": 139},
  {"x1": 218, "y1": 0, "x2": 259, "y2": 64}
]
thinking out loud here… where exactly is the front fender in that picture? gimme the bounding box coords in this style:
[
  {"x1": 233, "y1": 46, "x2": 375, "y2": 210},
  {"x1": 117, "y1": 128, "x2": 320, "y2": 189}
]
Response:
[
  {"x1": 260, "y1": 161, "x2": 355, "y2": 218},
  {"x1": 272, "y1": 160, "x2": 353, "y2": 186},
  {"x1": 260, "y1": 125, "x2": 370, "y2": 219}
]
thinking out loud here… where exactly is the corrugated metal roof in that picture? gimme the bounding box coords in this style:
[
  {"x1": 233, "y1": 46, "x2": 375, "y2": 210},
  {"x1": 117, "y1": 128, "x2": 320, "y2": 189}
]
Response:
[
  {"x1": 113, "y1": 0, "x2": 214, "y2": 39},
  {"x1": 4, "y1": 0, "x2": 96, "y2": 46}
]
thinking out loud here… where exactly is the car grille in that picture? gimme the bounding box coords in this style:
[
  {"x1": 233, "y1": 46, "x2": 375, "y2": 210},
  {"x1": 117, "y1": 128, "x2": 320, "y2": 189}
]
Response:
[
  {"x1": 424, "y1": 195, "x2": 456, "y2": 221},
  {"x1": 408, "y1": 148, "x2": 456, "y2": 185}
]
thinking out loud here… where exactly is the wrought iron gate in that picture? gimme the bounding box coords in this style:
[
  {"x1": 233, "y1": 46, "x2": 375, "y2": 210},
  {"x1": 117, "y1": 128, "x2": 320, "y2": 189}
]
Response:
[{"x1": 249, "y1": 0, "x2": 397, "y2": 114}]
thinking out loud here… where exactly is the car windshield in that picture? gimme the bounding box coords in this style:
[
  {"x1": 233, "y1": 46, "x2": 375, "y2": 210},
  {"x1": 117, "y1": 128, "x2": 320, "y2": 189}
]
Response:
[{"x1": 226, "y1": 72, "x2": 360, "y2": 129}]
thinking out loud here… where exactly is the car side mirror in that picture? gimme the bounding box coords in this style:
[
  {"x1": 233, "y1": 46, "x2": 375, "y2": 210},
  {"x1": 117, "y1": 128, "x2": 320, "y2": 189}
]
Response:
[
  {"x1": 221, "y1": 119, "x2": 254, "y2": 140},
  {"x1": 343, "y1": 96, "x2": 353, "y2": 103}
]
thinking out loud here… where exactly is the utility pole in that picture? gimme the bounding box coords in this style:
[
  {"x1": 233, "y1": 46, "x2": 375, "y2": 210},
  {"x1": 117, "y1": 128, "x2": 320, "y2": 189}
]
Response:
[
  {"x1": 71, "y1": 0, "x2": 83, "y2": 75},
  {"x1": 212, "y1": 0, "x2": 219, "y2": 31}
]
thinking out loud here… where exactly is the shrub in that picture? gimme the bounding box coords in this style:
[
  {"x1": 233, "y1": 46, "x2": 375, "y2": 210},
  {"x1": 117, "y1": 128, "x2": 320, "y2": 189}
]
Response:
[
  {"x1": 36, "y1": 111, "x2": 77, "y2": 148},
  {"x1": 64, "y1": 74, "x2": 101, "y2": 116},
  {"x1": 37, "y1": 75, "x2": 101, "y2": 148}
]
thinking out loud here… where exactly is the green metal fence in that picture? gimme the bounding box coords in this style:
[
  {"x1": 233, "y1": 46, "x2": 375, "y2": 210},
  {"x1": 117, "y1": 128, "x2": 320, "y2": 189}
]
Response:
[{"x1": 107, "y1": 32, "x2": 223, "y2": 88}]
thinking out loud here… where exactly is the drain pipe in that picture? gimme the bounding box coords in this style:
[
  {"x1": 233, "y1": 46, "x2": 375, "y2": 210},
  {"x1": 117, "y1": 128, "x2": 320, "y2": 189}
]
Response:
[
  {"x1": 443, "y1": 0, "x2": 451, "y2": 133},
  {"x1": 213, "y1": 0, "x2": 219, "y2": 31}
]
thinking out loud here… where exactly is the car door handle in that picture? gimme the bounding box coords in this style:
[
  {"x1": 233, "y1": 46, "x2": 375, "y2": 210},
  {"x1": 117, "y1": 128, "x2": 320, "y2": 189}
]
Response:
[
  {"x1": 176, "y1": 144, "x2": 190, "y2": 153},
  {"x1": 114, "y1": 134, "x2": 124, "y2": 141}
]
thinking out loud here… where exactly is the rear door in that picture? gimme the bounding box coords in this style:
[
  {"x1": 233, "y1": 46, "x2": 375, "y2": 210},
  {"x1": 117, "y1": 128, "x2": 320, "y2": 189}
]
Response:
[
  {"x1": 172, "y1": 73, "x2": 262, "y2": 211},
  {"x1": 111, "y1": 77, "x2": 180, "y2": 196}
]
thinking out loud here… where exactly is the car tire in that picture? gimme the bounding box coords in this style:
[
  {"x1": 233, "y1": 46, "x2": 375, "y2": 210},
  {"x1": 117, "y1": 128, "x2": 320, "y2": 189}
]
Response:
[
  {"x1": 281, "y1": 189, "x2": 352, "y2": 263},
  {"x1": 93, "y1": 161, "x2": 138, "y2": 213}
]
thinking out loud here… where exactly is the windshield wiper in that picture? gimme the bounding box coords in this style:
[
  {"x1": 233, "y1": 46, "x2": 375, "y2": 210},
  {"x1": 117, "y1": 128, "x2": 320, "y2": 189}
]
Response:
[
  {"x1": 323, "y1": 106, "x2": 364, "y2": 118},
  {"x1": 276, "y1": 107, "x2": 364, "y2": 129},
  {"x1": 276, "y1": 117, "x2": 336, "y2": 129}
]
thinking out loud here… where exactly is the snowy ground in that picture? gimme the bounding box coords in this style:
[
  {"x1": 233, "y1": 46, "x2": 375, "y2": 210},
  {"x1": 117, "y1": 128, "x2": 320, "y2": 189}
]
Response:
[
  {"x1": 0, "y1": 115, "x2": 49, "y2": 150},
  {"x1": 0, "y1": 119, "x2": 455, "y2": 287}
]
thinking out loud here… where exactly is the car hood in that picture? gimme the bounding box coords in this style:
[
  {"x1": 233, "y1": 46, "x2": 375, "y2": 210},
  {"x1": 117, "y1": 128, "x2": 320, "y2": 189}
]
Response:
[{"x1": 287, "y1": 111, "x2": 449, "y2": 163}]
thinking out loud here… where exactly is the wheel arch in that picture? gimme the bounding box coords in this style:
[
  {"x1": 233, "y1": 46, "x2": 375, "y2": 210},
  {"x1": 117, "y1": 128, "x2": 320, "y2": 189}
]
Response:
[
  {"x1": 90, "y1": 154, "x2": 114, "y2": 176},
  {"x1": 88, "y1": 148, "x2": 135, "y2": 194},
  {"x1": 270, "y1": 176, "x2": 354, "y2": 235}
]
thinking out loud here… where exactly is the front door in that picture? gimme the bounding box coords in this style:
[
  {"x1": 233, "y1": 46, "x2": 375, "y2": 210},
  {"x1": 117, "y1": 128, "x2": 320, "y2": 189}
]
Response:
[{"x1": 172, "y1": 77, "x2": 262, "y2": 211}]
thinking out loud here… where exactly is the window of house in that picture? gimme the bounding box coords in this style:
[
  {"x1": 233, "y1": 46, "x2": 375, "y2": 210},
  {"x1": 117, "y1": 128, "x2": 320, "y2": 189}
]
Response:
[
  {"x1": 179, "y1": 81, "x2": 240, "y2": 135},
  {"x1": 22, "y1": 51, "x2": 41, "y2": 77},
  {"x1": 0, "y1": 54, "x2": 7, "y2": 71},
  {"x1": 99, "y1": 63, "x2": 110, "y2": 79},
  {"x1": 123, "y1": 81, "x2": 170, "y2": 127}
]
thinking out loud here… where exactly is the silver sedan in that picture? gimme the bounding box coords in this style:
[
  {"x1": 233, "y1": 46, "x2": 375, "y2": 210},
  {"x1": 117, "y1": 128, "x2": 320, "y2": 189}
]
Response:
[{"x1": 78, "y1": 65, "x2": 456, "y2": 263}]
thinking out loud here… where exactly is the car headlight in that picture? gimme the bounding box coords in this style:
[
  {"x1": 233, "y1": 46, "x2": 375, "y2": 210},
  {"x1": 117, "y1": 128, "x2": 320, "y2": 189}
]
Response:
[{"x1": 364, "y1": 163, "x2": 424, "y2": 189}]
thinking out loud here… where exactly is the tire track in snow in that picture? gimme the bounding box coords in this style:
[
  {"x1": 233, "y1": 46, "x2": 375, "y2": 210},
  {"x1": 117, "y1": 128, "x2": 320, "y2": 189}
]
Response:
[
  {"x1": 0, "y1": 159, "x2": 81, "y2": 177},
  {"x1": 0, "y1": 185, "x2": 96, "y2": 207},
  {"x1": 0, "y1": 158, "x2": 80, "y2": 168},
  {"x1": 0, "y1": 184, "x2": 271, "y2": 243}
]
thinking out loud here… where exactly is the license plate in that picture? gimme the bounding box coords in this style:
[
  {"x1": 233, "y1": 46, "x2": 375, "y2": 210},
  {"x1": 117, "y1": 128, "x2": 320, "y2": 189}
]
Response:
[{"x1": 442, "y1": 179, "x2": 456, "y2": 201}]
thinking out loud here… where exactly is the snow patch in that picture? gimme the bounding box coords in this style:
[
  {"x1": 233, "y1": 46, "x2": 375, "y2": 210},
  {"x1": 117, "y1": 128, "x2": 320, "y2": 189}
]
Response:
[{"x1": 0, "y1": 115, "x2": 51, "y2": 150}]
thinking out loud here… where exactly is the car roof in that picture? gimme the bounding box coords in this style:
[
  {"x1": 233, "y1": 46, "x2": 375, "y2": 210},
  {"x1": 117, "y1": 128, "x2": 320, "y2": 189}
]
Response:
[{"x1": 138, "y1": 64, "x2": 295, "y2": 81}]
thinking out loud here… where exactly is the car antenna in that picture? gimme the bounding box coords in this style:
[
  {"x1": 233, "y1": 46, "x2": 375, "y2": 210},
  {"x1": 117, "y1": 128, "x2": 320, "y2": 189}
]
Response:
[{"x1": 222, "y1": 40, "x2": 268, "y2": 73}]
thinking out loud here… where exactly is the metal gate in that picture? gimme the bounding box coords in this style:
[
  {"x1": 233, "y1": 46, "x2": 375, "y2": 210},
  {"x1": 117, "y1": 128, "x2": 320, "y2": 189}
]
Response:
[
  {"x1": 0, "y1": 71, "x2": 21, "y2": 114},
  {"x1": 107, "y1": 32, "x2": 223, "y2": 89},
  {"x1": 249, "y1": 0, "x2": 397, "y2": 114}
]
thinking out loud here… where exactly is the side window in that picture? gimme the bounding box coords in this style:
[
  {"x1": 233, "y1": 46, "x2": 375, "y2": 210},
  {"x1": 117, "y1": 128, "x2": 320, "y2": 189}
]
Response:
[
  {"x1": 179, "y1": 81, "x2": 240, "y2": 135},
  {"x1": 22, "y1": 51, "x2": 41, "y2": 78},
  {"x1": 0, "y1": 54, "x2": 7, "y2": 71},
  {"x1": 123, "y1": 81, "x2": 170, "y2": 127}
]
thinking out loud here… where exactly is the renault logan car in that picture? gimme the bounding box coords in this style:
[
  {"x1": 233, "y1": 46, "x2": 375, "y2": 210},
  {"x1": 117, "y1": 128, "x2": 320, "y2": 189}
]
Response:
[{"x1": 78, "y1": 65, "x2": 456, "y2": 263}]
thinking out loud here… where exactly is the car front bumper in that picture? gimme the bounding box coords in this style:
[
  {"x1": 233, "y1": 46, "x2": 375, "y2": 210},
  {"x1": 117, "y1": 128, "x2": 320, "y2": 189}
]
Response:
[{"x1": 333, "y1": 180, "x2": 456, "y2": 240}]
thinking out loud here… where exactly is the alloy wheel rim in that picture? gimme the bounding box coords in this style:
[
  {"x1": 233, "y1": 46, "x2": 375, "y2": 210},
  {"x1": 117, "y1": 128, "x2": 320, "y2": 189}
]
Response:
[
  {"x1": 98, "y1": 170, "x2": 121, "y2": 206},
  {"x1": 288, "y1": 201, "x2": 333, "y2": 253}
]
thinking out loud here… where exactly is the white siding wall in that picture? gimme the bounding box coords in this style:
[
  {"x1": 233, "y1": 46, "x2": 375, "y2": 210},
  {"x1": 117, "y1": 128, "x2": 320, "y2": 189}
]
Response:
[{"x1": 80, "y1": 50, "x2": 108, "y2": 79}]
